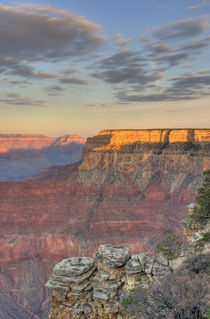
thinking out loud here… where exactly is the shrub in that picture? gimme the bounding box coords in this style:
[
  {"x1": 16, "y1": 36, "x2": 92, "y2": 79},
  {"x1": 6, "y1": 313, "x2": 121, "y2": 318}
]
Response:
[
  {"x1": 203, "y1": 231, "x2": 210, "y2": 242},
  {"x1": 125, "y1": 271, "x2": 208, "y2": 319},
  {"x1": 156, "y1": 229, "x2": 182, "y2": 261},
  {"x1": 119, "y1": 290, "x2": 136, "y2": 318},
  {"x1": 184, "y1": 254, "x2": 210, "y2": 274},
  {"x1": 206, "y1": 306, "x2": 210, "y2": 319}
]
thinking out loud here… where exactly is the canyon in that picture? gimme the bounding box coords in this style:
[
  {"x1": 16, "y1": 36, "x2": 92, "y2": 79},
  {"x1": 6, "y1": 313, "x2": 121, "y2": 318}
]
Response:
[
  {"x1": 0, "y1": 129, "x2": 209, "y2": 318},
  {"x1": 0, "y1": 134, "x2": 86, "y2": 181}
]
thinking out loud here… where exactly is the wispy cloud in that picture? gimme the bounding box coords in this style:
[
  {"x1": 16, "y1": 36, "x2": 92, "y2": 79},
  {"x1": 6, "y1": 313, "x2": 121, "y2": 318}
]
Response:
[
  {"x1": 0, "y1": 92, "x2": 45, "y2": 106},
  {"x1": 188, "y1": 2, "x2": 209, "y2": 10},
  {"x1": 44, "y1": 85, "x2": 67, "y2": 96},
  {"x1": 59, "y1": 77, "x2": 88, "y2": 85},
  {"x1": 112, "y1": 33, "x2": 132, "y2": 46},
  {"x1": 115, "y1": 73, "x2": 210, "y2": 102},
  {"x1": 90, "y1": 49, "x2": 163, "y2": 85},
  {"x1": 149, "y1": 16, "x2": 208, "y2": 40}
]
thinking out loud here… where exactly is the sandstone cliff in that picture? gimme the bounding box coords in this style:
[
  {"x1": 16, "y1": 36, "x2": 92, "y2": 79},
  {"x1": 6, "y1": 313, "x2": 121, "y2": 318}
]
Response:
[
  {"x1": 0, "y1": 134, "x2": 86, "y2": 181},
  {"x1": 0, "y1": 129, "x2": 209, "y2": 318}
]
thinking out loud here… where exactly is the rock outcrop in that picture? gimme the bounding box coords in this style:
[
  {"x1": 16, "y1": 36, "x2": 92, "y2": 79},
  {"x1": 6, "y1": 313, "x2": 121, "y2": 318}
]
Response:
[
  {"x1": 0, "y1": 134, "x2": 86, "y2": 181},
  {"x1": 46, "y1": 220, "x2": 210, "y2": 319},
  {"x1": 0, "y1": 128, "x2": 209, "y2": 318},
  {"x1": 46, "y1": 245, "x2": 171, "y2": 319}
]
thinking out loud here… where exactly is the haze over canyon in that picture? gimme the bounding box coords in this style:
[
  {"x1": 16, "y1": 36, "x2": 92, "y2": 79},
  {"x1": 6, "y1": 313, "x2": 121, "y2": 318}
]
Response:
[
  {"x1": 0, "y1": 128, "x2": 209, "y2": 318},
  {"x1": 0, "y1": 134, "x2": 86, "y2": 181}
]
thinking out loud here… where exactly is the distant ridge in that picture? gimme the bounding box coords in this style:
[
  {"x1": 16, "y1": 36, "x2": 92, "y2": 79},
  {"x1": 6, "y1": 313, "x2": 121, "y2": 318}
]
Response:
[{"x1": 0, "y1": 133, "x2": 86, "y2": 181}]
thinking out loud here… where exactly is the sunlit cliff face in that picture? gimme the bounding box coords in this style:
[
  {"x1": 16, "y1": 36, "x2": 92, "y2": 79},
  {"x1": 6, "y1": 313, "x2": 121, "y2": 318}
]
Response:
[{"x1": 93, "y1": 129, "x2": 210, "y2": 150}]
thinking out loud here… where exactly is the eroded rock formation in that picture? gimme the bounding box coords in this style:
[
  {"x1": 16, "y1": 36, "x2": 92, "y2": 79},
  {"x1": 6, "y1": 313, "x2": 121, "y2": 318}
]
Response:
[
  {"x1": 0, "y1": 129, "x2": 209, "y2": 318},
  {"x1": 47, "y1": 221, "x2": 210, "y2": 319},
  {"x1": 46, "y1": 244, "x2": 170, "y2": 319}
]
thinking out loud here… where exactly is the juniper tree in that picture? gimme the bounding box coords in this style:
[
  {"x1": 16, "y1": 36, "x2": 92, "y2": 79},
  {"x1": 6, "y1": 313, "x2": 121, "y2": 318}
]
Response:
[
  {"x1": 156, "y1": 229, "x2": 181, "y2": 261},
  {"x1": 190, "y1": 170, "x2": 210, "y2": 226}
]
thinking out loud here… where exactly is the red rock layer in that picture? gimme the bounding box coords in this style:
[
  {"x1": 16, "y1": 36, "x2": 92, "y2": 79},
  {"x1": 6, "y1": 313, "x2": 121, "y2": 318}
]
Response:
[{"x1": 0, "y1": 129, "x2": 209, "y2": 318}]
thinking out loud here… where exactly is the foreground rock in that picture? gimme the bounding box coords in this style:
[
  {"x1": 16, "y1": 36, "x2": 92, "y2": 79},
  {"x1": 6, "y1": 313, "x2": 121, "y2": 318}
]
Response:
[
  {"x1": 46, "y1": 244, "x2": 172, "y2": 319},
  {"x1": 47, "y1": 220, "x2": 210, "y2": 319}
]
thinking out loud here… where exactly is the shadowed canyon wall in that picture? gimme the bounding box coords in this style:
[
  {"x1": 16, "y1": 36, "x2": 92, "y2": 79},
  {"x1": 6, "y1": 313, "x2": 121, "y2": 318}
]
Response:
[
  {"x1": 0, "y1": 129, "x2": 209, "y2": 318},
  {"x1": 0, "y1": 134, "x2": 86, "y2": 181}
]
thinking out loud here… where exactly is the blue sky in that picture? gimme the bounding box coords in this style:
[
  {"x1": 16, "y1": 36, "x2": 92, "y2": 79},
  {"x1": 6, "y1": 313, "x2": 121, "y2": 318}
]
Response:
[{"x1": 0, "y1": 0, "x2": 210, "y2": 137}]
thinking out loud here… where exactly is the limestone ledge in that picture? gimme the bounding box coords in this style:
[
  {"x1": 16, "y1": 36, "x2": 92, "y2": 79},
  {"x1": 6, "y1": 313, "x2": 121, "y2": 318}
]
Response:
[{"x1": 85, "y1": 129, "x2": 210, "y2": 151}]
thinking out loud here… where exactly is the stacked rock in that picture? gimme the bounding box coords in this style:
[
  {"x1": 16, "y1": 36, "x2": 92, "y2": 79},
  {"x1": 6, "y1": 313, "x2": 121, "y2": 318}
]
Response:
[
  {"x1": 93, "y1": 244, "x2": 130, "y2": 319},
  {"x1": 46, "y1": 257, "x2": 96, "y2": 319},
  {"x1": 125, "y1": 253, "x2": 169, "y2": 290},
  {"x1": 46, "y1": 245, "x2": 171, "y2": 319}
]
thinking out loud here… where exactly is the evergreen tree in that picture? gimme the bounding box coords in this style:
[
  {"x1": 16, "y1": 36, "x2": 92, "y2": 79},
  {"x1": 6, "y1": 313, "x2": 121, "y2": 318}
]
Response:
[
  {"x1": 156, "y1": 229, "x2": 181, "y2": 261},
  {"x1": 190, "y1": 170, "x2": 210, "y2": 226}
]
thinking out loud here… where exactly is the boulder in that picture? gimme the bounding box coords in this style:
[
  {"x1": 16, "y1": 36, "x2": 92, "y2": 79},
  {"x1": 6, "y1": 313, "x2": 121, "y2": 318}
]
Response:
[{"x1": 94, "y1": 244, "x2": 130, "y2": 268}]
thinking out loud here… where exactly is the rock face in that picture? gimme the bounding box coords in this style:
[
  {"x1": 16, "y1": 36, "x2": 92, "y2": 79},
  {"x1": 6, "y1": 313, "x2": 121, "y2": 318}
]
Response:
[
  {"x1": 47, "y1": 245, "x2": 170, "y2": 319},
  {"x1": 0, "y1": 128, "x2": 209, "y2": 318},
  {"x1": 0, "y1": 134, "x2": 86, "y2": 181}
]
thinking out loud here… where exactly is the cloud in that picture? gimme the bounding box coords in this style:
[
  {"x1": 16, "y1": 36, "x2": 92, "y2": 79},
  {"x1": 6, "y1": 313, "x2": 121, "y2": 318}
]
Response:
[
  {"x1": 169, "y1": 74, "x2": 210, "y2": 89},
  {"x1": 116, "y1": 73, "x2": 210, "y2": 102},
  {"x1": 84, "y1": 102, "x2": 111, "y2": 108},
  {"x1": 156, "y1": 53, "x2": 189, "y2": 67},
  {"x1": 113, "y1": 33, "x2": 132, "y2": 46},
  {"x1": 60, "y1": 67, "x2": 84, "y2": 75},
  {"x1": 59, "y1": 77, "x2": 88, "y2": 85},
  {"x1": 0, "y1": 57, "x2": 56, "y2": 79},
  {"x1": 44, "y1": 85, "x2": 67, "y2": 96},
  {"x1": 0, "y1": 92, "x2": 45, "y2": 106},
  {"x1": 0, "y1": 4, "x2": 106, "y2": 61},
  {"x1": 90, "y1": 49, "x2": 163, "y2": 85},
  {"x1": 180, "y1": 36, "x2": 210, "y2": 51},
  {"x1": 149, "y1": 16, "x2": 208, "y2": 41},
  {"x1": 95, "y1": 49, "x2": 146, "y2": 68},
  {"x1": 0, "y1": 78, "x2": 28, "y2": 86},
  {"x1": 188, "y1": 2, "x2": 209, "y2": 10},
  {"x1": 145, "y1": 43, "x2": 174, "y2": 54},
  {"x1": 199, "y1": 69, "x2": 210, "y2": 73},
  {"x1": 143, "y1": 17, "x2": 210, "y2": 70}
]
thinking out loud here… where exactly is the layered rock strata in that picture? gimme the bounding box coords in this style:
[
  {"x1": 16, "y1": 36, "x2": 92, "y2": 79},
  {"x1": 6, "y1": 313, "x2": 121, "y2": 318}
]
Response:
[
  {"x1": 46, "y1": 244, "x2": 170, "y2": 319},
  {"x1": 0, "y1": 128, "x2": 209, "y2": 318}
]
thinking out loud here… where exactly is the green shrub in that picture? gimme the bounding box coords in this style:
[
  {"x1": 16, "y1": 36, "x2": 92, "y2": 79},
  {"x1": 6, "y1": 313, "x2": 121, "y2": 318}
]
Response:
[
  {"x1": 203, "y1": 231, "x2": 210, "y2": 242},
  {"x1": 119, "y1": 290, "x2": 136, "y2": 318},
  {"x1": 206, "y1": 306, "x2": 210, "y2": 319},
  {"x1": 156, "y1": 228, "x2": 181, "y2": 261}
]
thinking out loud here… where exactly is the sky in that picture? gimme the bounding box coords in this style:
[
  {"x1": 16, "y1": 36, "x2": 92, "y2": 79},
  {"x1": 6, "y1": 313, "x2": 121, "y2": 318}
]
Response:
[{"x1": 0, "y1": 0, "x2": 210, "y2": 137}]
